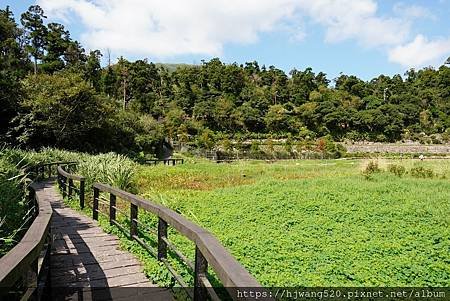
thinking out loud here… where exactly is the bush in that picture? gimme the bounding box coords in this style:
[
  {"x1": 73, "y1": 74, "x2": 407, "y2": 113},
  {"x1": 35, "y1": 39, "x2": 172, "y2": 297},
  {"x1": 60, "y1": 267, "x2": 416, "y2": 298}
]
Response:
[
  {"x1": 410, "y1": 166, "x2": 434, "y2": 179},
  {"x1": 362, "y1": 161, "x2": 381, "y2": 180},
  {"x1": 388, "y1": 164, "x2": 406, "y2": 177}
]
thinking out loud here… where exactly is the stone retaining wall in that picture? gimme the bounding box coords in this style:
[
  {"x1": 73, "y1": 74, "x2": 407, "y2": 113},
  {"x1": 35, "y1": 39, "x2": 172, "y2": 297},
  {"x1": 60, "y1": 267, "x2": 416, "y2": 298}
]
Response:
[{"x1": 342, "y1": 143, "x2": 450, "y2": 154}]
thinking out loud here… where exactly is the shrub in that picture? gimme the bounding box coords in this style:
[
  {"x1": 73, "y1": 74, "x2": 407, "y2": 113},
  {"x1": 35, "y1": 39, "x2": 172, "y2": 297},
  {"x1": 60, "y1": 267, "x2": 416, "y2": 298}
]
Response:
[
  {"x1": 410, "y1": 166, "x2": 434, "y2": 179},
  {"x1": 362, "y1": 161, "x2": 381, "y2": 180},
  {"x1": 388, "y1": 164, "x2": 406, "y2": 177}
]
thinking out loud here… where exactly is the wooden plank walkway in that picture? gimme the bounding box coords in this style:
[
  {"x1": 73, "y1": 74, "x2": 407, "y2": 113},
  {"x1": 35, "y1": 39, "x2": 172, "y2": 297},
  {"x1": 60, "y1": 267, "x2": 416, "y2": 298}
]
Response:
[{"x1": 34, "y1": 180, "x2": 172, "y2": 300}]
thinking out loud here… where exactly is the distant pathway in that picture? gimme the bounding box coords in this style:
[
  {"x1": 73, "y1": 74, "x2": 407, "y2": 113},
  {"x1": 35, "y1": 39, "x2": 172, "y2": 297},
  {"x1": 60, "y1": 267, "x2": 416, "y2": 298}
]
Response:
[{"x1": 34, "y1": 180, "x2": 171, "y2": 300}]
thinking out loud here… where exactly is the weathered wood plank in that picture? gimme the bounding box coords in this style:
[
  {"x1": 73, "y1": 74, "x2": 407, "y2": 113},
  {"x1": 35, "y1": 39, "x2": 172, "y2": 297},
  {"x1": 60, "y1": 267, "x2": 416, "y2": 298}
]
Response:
[{"x1": 39, "y1": 180, "x2": 164, "y2": 295}]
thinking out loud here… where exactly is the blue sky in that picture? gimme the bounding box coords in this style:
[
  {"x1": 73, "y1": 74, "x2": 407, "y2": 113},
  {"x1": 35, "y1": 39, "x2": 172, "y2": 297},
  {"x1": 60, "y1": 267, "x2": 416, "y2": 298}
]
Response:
[{"x1": 3, "y1": 0, "x2": 450, "y2": 81}]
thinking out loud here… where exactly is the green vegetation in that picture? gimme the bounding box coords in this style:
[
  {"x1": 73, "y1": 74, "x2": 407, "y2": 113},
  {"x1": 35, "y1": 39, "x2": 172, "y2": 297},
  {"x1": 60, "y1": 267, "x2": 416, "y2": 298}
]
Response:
[
  {"x1": 131, "y1": 159, "x2": 450, "y2": 286},
  {"x1": 0, "y1": 148, "x2": 27, "y2": 255},
  {"x1": 0, "y1": 147, "x2": 136, "y2": 255},
  {"x1": 361, "y1": 160, "x2": 381, "y2": 180},
  {"x1": 1, "y1": 5, "x2": 450, "y2": 157},
  {"x1": 2, "y1": 144, "x2": 448, "y2": 287},
  {"x1": 1, "y1": 3, "x2": 449, "y2": 290},
  {"x1": 76, "y1": 153, "x2": 137, "y2": 192},
  {"x1": 410, "y1": 166, "x2": 436, "y2": 179},
  {"x1": 388, "y1": 164, "x2": 407, "y2": 177}
]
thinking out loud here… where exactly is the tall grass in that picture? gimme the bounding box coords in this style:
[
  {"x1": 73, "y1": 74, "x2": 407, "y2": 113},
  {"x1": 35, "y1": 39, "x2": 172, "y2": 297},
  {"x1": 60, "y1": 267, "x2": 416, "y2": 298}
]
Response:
[
  {"x1": 0, "y1": 147, "x2": 136, "y2": 256},
  {"x1": 0, "y1": 147, "x2": 28, "y2": 255},
  {"x1": 76, "y1": 153, "x2": 137, "y2": 192}
]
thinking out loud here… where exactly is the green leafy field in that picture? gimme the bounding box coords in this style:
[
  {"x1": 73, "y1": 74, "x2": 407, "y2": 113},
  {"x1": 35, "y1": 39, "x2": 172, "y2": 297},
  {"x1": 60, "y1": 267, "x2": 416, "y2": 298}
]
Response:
[{"x1": 135, "y1": 159, "x2": 450, "y2": 286}]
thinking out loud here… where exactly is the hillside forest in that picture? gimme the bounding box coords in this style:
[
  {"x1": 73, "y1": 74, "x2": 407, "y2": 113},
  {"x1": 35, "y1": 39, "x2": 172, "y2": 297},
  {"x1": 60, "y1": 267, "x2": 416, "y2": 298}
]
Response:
[{"x1": 1, "y1": 5, "x2": 450, "y2": 156}]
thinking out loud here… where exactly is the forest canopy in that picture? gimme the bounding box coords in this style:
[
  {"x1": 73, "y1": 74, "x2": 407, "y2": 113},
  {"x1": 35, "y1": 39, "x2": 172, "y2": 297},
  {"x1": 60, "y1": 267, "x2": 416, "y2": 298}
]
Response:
[{"x1": 1, "y1": 5, "x2": 449, "y2": 155}]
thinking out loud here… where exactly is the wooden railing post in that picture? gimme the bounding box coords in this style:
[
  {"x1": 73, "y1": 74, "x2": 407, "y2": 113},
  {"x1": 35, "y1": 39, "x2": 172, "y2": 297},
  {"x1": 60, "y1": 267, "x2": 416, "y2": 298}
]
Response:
[
  {"x1": 109, "y1": 194, "x2": 116, "y2": 226},
  {"x1": 157, "y1": 218, "x2": 168, "y2": 261},
  {"x1": 194, "y1": 246, "x2": 208, "y2": 301},
  {"x1": 130, "y1": 204, "x2": 138, "y2": 237},
  {"x1": 23, "y1": 258, "x2": 38, "y2": 296},
  {"x1": 48, "y1": 164, "x2": 52, "y2": 178},
  {"x1": 79, "y1": 179, "x2": 85, "y2": 209},
  {"x1": 68, "y1": 178, "x2": 73, "y2": 198},
  {"x1": 62, "y1": 177, "x2": 67, "y2": 198},
  {"x1": 93, "y1": 187, "x2": 99, "y2": 220}
]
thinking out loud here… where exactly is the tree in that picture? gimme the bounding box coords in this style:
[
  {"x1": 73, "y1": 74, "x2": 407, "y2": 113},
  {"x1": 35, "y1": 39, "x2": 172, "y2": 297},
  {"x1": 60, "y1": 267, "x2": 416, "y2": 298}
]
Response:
[
  {"x1": 85, "y1": 50, "x2": 102, "y2": 90},
  {"x1": 101, "y1": 65, "x2": 118, "y2": 97},
  {"x1": 0, "y1": 7, "x2": 28, "y2": 138},
  {"x1": 21, "y1": 5, "x2": 47, "y2": 74},
  {"x1": 265, "y1": 104, "x2": 289, "y2": 133},
  {"x1": 0, "y1": 6, "x2": 29, "y2": 76},
  {"x1": 213, "y1": 96, "x2": 236, "y2": 131},
  {"x1": 65, "y1": 40, "x2": 86, "y2": 67},
  {"x1": 117, "y1": 57, "x2": 131, "y2": 109},
  {"x1": 289, "y1": 67, "x2": 317, "y2": 105},
  {"x1": 128, "y1": 59, "x2": 160, "y2": 114},
  {"x1": 41, "y1": 22, "x2": 70, "y2": 73},
  {"x1": 11, "y1": 72, "x2": 109, "y2": 150},
  {"x1": 164, "y1": 106, "x2": 185, "y2": 139}
]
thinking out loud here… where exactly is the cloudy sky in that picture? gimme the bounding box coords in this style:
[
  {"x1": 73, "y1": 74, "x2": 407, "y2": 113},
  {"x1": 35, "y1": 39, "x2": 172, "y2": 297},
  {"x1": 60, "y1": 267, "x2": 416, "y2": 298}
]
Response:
[{"x1": 3, "y1": 0, "x2": 450, "y2": 80}]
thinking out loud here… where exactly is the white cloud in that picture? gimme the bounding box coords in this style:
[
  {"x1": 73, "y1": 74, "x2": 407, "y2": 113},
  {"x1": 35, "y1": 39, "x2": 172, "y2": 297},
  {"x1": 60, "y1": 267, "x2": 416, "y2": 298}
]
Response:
[
  {"x1": 37, "y1": 0, "x2": 411, "y2": 57},
  {"x1": 296, "y1": 0, "x2": 410, "y2": 47},
  {"x1": 37, "y1": 0, "x2": 299, "y2": 57},
  {"x1": 393, "y1": 3, "x2": 436, "y2": 20},
  {"x1": 388, "y1": 35, "x2": 450, "y2": 68},
  {"x1": 36, "y1": 0, "x2": 449, "y2": 70}
]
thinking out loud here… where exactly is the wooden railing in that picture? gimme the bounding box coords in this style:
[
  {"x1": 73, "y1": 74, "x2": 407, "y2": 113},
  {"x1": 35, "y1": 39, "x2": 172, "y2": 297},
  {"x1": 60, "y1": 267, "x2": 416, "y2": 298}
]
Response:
[
  {"x1": 92, "y1": 183, "x2": 262, "y2": 300},
  {"x1": 57, "y1": 165, "x2": 85, "y2": 209},
  {"x1": 26, "y1": 161, "x2": 77, "y2": 180},
  {"x1": 0, "y1": 161, "x2": 73, "y2": 300},
  {"x1": 2, "y1": 162, "x2": 264, "y2": 300},
  {"x1": 145, "y1": 158, "x2": 184, "y2": 166}
]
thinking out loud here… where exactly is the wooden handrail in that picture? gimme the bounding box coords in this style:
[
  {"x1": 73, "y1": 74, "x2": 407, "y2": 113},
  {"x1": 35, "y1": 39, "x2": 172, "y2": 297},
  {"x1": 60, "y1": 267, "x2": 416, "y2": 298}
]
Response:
[
  {"x1": 23, "y1": 161, "x2": 77, "y2": 180},
  {"x1": 57, "y1": 165, "x2": 84, "y2": 181},
  {"x1": 93, "y1": 183, "x2": 262, "y2": 300},
  {"x1": 1, "y1": 161, "x2": 265, "y2": 300},
  {"x1": 57, "y1": 165, "x2": 85, "y2": 209},
  {"x1": 0, "y1": 161, "x2": 77, "y2": 299},
  {"x1": 0, "y1": 183, "x2": 52, "y2": 286},
  {"x1": 0, "y1": 184, "x2": 52, "y2": 300}
]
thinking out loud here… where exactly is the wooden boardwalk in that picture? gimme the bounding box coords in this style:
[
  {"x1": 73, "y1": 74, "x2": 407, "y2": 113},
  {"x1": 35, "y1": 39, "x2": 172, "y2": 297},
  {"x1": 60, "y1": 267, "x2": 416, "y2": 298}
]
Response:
[{"x1": 35, "y1": 180, "x2": 171, "y2": 300}]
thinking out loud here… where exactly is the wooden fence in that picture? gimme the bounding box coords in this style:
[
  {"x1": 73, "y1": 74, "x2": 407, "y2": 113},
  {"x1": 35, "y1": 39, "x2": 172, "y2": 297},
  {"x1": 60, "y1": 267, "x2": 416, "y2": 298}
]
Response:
[
  {"x1": 91, "y1": 182, "x2": 261, "y2": 300},
  {"x1": 57, "y1": 165, "x2": 85, "y2": 209},
  {"x1": 145, "y1": 158, "x2": 185, "y2": 166},
  {"x1": 1, "y1": 161, "x2": 265, "y2": 301},
  {"x1": 0, "y1": 162, "x2": 74, "y2": 300}
]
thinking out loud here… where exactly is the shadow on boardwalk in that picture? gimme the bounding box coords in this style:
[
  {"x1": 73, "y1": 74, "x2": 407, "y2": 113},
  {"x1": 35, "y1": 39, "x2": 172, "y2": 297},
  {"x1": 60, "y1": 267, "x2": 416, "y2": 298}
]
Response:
[{"x1": 39, "y1": 180, "x2": 169, "y2": 301}]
